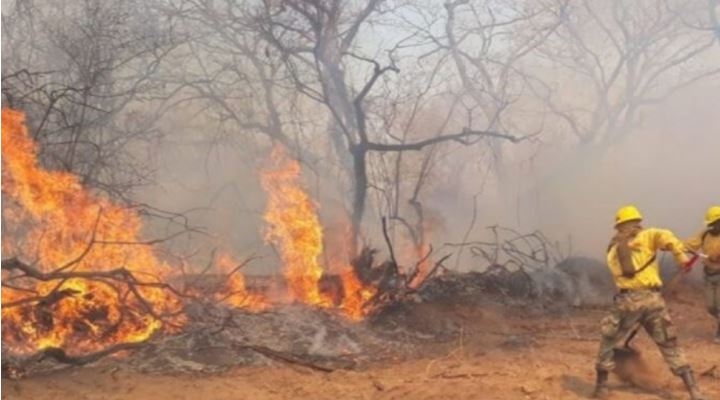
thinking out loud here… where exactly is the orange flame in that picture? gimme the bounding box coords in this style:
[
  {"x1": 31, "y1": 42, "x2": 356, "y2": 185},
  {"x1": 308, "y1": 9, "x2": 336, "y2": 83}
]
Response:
[
  {"x1": 1, "y1": 109, "x2": 184, "y2": 354},
  {"x1": 325, "y1": 208, "x2": 376, "y2": 320},
  {"x1": 408, "y1": 242, "x2": 432, "y2": 289},
  {"x1": 339, "y1": 268, "x2": 376, "y2": 320},
  {"x1": 215, "y1": 253, "x2": 268, "y2": 311},
  {"x1": 260, "y1": 145, "x2": 375, "y2": 317},
  {"x1": 260, "y1": 145, "x2": 333, "y2": 307},
  {"x1": 2, "y1": 111, "x2": 377, "y2": 356}
]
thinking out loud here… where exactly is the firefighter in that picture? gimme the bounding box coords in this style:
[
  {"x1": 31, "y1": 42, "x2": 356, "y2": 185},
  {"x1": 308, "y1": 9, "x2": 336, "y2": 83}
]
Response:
[
  {"x1": 593, "y1": 205, "x2": 705, "y2": 400},
  {"x1": 685, "y1": 205, "x2": 720, "y2": 342}
]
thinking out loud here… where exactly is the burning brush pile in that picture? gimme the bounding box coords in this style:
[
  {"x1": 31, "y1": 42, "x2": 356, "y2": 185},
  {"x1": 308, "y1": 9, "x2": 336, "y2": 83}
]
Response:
[
  {"x1": 1, "y1": 109, "x2": 447, "y2": 377},
  {"x1": 1, "y1": 109, "x2": 187, "y2": 356},
  {"x1": 2, "y1": 109, "x2": 591, "y2": 378}
]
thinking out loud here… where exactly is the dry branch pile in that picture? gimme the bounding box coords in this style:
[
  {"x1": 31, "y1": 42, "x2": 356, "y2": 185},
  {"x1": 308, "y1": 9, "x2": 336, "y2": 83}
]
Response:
[{"x1": 2, "y1": 225, "x2": 609, "y2": 379}]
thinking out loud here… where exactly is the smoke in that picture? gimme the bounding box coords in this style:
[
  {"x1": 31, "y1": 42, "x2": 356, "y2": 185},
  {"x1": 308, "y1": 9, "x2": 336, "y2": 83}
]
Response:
[
  {"x1": 531, "y1": 257, "x2": 615, "y2": 306},
  {"x1": 132, "y1": 81, "x2": 719, "y2": 280},
  {"x1": 416, "y1": 84, "x2": 720, "y2": 270},
  {"x1": 133, "y1": 112, "x2": 273, "y2": 273},
  {"x1": 524, "y1": 86, "x2": 720, "y2": 258},
  {"x1": 120, "y1": 49, "x2": 720, "y2": 280}
]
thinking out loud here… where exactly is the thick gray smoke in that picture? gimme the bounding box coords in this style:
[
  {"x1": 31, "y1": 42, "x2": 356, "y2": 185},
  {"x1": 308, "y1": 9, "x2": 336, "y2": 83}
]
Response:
[{"x1": 8, "y1": 0, "x2": 715, "y2": 278}]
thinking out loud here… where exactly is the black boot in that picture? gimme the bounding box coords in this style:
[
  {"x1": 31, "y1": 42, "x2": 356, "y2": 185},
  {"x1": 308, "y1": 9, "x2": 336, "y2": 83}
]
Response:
[
  {"x1": 592, "y1": 369, "x2": 609, "y2": 398},
  {"x1": 679, "y1": 367, "x2": 706, "y2": 400}
]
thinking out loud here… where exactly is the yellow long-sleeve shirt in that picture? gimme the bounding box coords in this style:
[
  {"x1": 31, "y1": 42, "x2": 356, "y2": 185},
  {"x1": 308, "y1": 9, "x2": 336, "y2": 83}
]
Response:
[
  {"x1": 685, "y1": 230, "x2": 720, "y2": 274},
  {"x1": 607, "y1": 228, "x2": 690, "y2": 289}
]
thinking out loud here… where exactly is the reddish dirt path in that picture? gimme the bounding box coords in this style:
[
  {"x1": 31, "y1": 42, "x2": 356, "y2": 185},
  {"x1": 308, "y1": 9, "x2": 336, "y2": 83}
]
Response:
[{"x1": 4, "y1": 289, "x2": 719, "y2": 400}]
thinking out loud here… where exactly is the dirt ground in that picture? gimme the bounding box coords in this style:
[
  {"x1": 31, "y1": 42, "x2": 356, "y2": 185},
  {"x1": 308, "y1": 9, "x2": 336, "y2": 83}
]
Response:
[{"x1": 3, "y1": 287, "x2": 719, "y2": 400}]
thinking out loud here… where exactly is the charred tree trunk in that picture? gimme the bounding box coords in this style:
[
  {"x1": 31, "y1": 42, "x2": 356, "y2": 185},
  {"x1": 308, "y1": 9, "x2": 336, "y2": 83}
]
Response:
[{"x1": 350, "y1": 144, "x2": 368, "y2": 246}]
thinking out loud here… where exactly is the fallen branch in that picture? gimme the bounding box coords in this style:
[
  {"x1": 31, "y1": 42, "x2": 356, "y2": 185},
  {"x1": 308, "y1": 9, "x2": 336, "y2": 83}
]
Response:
[
  {"x1": 1, "y1": 257, "x2": 186, "y2": 327},
  {"x1": 413, "y1": 254, "x2": 452, "y2": 292},
  {"x1": 13, "y1": 341, "x2": 148, "y2": 368},
  {"x1": 2, "y1": 287, "x2": 79, "y2": 308},
  {"x1": 235, "y1": 344, "x2": 356, "y2": 373},
  {"x1": 407, "y1": 244, "x2": 434, "y2": 287},
  {"x1": 223, "y1": 254, "x2": 261, "y2": 280}
]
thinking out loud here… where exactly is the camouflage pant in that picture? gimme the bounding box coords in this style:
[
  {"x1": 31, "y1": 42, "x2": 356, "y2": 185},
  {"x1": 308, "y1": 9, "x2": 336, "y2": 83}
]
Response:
[
  {"x1": 595, "y1": 290, "x2": 689, "y2": 374},
  {"x1": 706, "y1": 273, "x2": 720, "y2": 319}
]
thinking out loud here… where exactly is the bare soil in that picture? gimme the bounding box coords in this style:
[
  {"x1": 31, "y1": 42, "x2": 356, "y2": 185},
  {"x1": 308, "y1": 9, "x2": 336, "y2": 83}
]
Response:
[{"x1": 3, "y1": 287, "x2": 719, "y2": 400}]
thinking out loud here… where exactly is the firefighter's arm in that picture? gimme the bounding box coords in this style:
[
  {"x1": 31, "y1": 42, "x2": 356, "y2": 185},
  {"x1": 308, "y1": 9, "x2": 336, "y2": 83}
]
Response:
[
  {"x1": 647, "y1": 228, "x2": 691, "y2": 267},
  {"x1": 684, "y1": 232, "x2": 703, "y2": 253}
]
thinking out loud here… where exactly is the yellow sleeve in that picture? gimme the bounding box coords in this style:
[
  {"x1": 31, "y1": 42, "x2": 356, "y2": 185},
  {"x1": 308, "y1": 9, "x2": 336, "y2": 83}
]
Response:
[
  {"x1": 646, "y1": 228, "x2": 691, "y2": 266},
  {"x1": 684, "y1": 232, "x2": 704, "y2": 253}
]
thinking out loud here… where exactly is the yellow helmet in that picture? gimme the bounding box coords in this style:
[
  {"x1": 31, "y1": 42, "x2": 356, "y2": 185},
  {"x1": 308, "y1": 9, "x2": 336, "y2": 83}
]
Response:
[
  {"x1": 615, "y1": 205, "x2": 643, "y2": 226},
  {"x1": 705, "y1": 206, "x2": 720, "y2": 226}
]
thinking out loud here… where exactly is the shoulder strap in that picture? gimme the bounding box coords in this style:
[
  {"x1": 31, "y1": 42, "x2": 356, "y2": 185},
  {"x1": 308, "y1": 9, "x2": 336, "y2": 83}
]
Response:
[
  {"x1": 632, "y1": 254, "x2": 657, "y2": 275},
  {"x1": 702, "y1": 229, "x2": 710, "y2": 246}
]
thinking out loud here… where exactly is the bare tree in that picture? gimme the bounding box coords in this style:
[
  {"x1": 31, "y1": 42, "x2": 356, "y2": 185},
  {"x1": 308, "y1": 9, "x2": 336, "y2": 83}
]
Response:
[
  {"x1": 2, "y1": 0, "x2": 179, "y2": 198},
  {"x1": 353, "y1": 0, "x2": 560, "y2": 259},
  {"x1": 155, "y1": 0, "x2": 301, "y2": 150},
  {"x1": 663, "y1": 0, "x2": 720, "y2": 45},
  {"x1": 424, "y1": 0, "x2": 560, "y2": 179},
  {"x1": 532, "y1": 0, "x2": 720, "y2": 148},
  {"x1": 183, "y1": 0, "x2": 528, "y2": 243}
]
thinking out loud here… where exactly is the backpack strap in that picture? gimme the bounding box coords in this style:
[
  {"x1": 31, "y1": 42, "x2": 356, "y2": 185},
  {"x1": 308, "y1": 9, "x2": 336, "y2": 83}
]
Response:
[
  {"x1": 607, "y1": 242, "x2": 656, "y2": 278},
  {"x1": 632, "y1": 254, "x2": 657, "y2": 276},
  {"x1": 701, "y1": 229, "x2": 710, "y2": 246}
]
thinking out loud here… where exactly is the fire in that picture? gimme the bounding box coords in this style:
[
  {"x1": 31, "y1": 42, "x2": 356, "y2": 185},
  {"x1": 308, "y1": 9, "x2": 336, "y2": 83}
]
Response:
[
  {"x1": 1, "y1": 109, "x2": 184, "y2": 354},
  {"x1": 260, "y1": 145, "x2": 375, "y2": 317},
  {"x1": 1, "y1": 110, "x2": 377, "y2": 357},
  {"x1": 216, "y1": 253, "x2": 268, "y2": 311},
  {"x1": 339, "y1": 269, "x2": 376, "y2": 320},
  {"x1": 408, "y1": 242, "x2": 432, "y2": 289},
  {"x1": 260, "y1": 145, "x2": 333, "y2": 307}
]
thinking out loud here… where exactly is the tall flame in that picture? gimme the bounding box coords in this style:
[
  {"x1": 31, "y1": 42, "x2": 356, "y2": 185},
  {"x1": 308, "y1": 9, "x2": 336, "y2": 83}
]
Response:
[
  {"x1": 260, "y1": 145, "x2": 333, "y2": 307},
  {"x1": 260, "y1": 145, "x2": 375, "y2": 317},
  {"x1": 1, "y1": 109, "x2": 183, "y2": 354}
]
